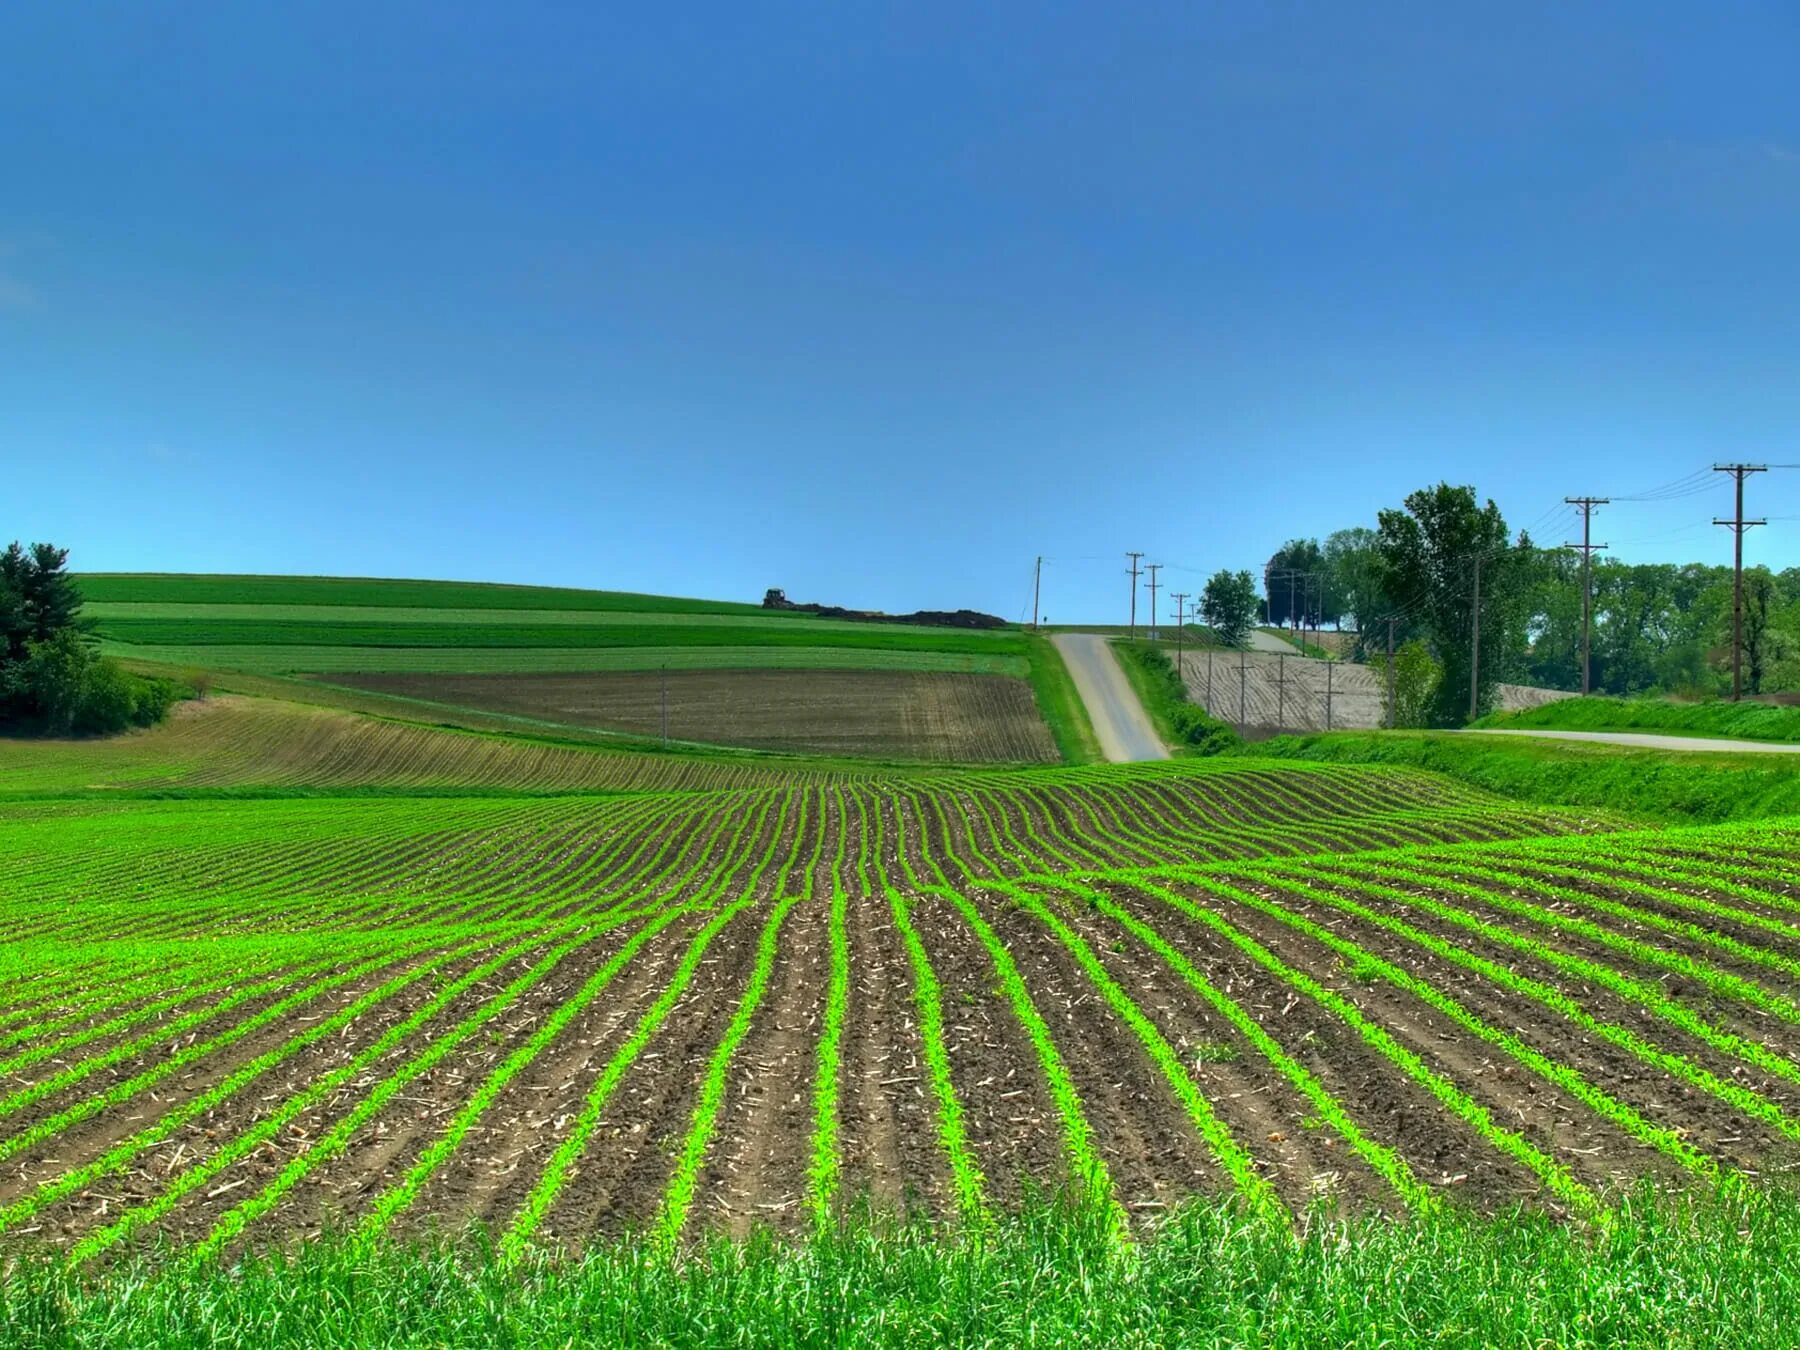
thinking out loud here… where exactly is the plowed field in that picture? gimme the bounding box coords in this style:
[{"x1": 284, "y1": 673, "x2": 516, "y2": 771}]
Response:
[
  {"x1": 9, "y1": 750, "x2": 1799, "y2": 1261},
  {"x1": 331, "y1": 669, "x2": 1059, "y2": 763}
]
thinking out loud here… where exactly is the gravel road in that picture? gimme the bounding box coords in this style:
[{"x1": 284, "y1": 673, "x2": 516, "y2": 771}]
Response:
[
  {"x1": 1460, "y1": 728, "x2": 1800, "y2": 754},
  {"x1": 1051, "y1": 634, "x2": 1169, "y2": 762}
]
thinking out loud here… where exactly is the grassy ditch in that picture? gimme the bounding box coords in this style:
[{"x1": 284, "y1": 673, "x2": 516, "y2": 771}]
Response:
[
  {"x1": 1475, "y1": 695, "x2": 1800, "y2": 744},
  {"x1": 8, "y1": 1188, "x2": 1800, "y2": 1348},
  {"x1": 1243, "y1": 730, "x2": 1800, "y2": 824},
  {"x1": 1023, "y1": 635, "x2": 1102, "y2": 765},
  {"x1": 1114, "y1": 641, "x2": 1240, "y2": 755}
]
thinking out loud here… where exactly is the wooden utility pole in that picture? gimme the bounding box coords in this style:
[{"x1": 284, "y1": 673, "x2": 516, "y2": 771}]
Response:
[
  {"x1": 1468, "y1": 555, "x2": 1482, "y2": 723},
  {"x1": 1385, "y1": 616, "x2": 1397, "y2": 729},
  {"x1": 1031, "y1": 556, "x2": 1042, "y2": 631},
  {"x1": 1125, "y1": 552, "x2": 1144, "y2": 637},
  {"x1": 1172, "y1": 592, "x2": 1190, "y2": 674},
  {"x1": 1713, "y1": 464, "x2": 1767, "y2": 701},
  {"x1": 1564, "y1": 497, "x2": 1609, "y2": 695},
  {"x1": 1145, "y1": 563, "x2": 1162, "y2": 640}
]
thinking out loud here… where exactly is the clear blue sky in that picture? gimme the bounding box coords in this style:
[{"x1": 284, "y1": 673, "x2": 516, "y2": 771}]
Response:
[{"x1": 5, "y1": 3, "x2": 1798, "y2": 621}]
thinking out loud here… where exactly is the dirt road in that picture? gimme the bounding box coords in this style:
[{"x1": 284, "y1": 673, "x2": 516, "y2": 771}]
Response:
[
  {"x1": 1051, "y1": 634, "x2": 1169, "y2": 762},
  {"x1": 1461, "y1": 728, "x2": 1800, "y2": 754}
]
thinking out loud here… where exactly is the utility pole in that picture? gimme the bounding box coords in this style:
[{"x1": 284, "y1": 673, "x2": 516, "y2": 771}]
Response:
[
  {"x1": 1172, "y1": 592, "x2": 1190, "y2": 674},
  {"x1": 1031, "y1": 556, "x2": 1042, "y2": 632},
  {"x1": 1564, "y1": 497, "x2": 1609, "y2": 695},
  {"x1": 1385, "y1": 616, "x2": 1397, "y2": 729},
  {"x1": 1468, "y1": 556, "x2": 1482, "y2": 723},
  {"x1": 1125, "y1": 552, "x2": 1145, "y2": 638},
  {"x1": 1713, "y1": 464, "x2": 1768, "y2": 701},
  {"x1": 1145, "y1": 563, "x2": 1162, "y2": 640}
]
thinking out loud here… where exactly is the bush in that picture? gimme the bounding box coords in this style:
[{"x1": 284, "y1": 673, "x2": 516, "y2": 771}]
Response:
[
  {"x1": 1118, "y1": 642, "x2": 1241, "y2": 755},
  {"x1": 1, "y1": 629, "x2": 184, "y2": 735}
]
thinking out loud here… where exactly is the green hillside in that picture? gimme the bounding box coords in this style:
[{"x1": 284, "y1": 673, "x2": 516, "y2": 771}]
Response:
[{"x1": 80, "y1": 573, "x2": 1028, "y2": 676}]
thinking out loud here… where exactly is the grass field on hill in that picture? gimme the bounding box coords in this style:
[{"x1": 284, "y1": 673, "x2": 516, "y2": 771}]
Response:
[
  {"x1": 1475, "y1": 694, "x2": 1800, "y2": 744},
  {"x1": 80, "y1": 574, "x2": 1071, "y2": 762}
]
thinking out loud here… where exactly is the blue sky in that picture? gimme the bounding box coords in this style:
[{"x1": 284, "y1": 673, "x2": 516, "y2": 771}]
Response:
[{"x1": 4, "y1": 3, "x2": 1798, "y2": 621}]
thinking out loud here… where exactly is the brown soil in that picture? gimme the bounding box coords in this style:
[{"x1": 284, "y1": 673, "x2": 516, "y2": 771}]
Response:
[{"x1": 329, "y1": 670, "x2": 1058, "y2": 764}]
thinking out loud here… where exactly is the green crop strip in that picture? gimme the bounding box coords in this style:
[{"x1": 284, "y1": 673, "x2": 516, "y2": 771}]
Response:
[
  {"x1": 1031, "y1": 875, "x2": 1435, "y2": 1215},
  {"x1": 1332, "y1": 859, "x2": 1800, "y2": 1063},
  {"x1": 1161, "y1": 869, "x2": 1718, "y2": 1192},
  {"x1": 197, "y1": 905, "x2": 682, "y2": 1261},
  {"x1": 924, "y1": 884, "x2": 1121, "y2": 1233},
  {"x1": 1329, "y1": 855, "x2": 1800, "y2": 1031},
  {"x1": 1120, "y1": 877, "x2": 1602, "y2": 1219},
  {"x1": 362, "y1": 795, "x2": 791, "y2": 1243},
  {"x1": 64, "y1": 929, "x2": 559, "y2": 1261},
  {"x1": 0, "y1": 940, "x2": 435, "y2": 1169},
  {"x1": 497, "y1": 896, "x2": 765, "y2": 1260},
  {"x1": 1253, "y1": 866, "x2": 1798, "y2": 1166},
  {"x1": 807, "y1": 789, "x2": 853, "y2": 1228},
  {"x1": 1392, "y1": 856, "x2": 1800, "y2": 989},
  {"x1": 657, "y1": 892, "x2": 808, "y2": 1250},
  {"x1": 982, "y1": 877, "x2": 1284, "y2": 1222},
  {"x1": 0, "y1": 936, "x2": 498, "y2": 1242},
  {"x1": 492, "y1": 793, "x2": 802, "y2": 1256}
]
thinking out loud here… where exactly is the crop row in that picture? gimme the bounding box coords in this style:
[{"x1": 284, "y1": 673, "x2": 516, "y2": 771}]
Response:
[{"x1": 5, "y1": 792, "x2": 1800, "y2": 1255}]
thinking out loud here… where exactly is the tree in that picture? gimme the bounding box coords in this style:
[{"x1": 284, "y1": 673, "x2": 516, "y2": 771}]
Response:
[
  {"x1": 0, "y1": 540, "x2": 180, "y2": 735},
  {"x1": 1322, "y1": 528, "x2": 1386, "y2": 643},
  {"x1": 1374, "y1": 638, "x2": 1441, "y2": 728},
  {"x1": 1201, "y1": 569, "x2": 1259, "y2": 648},
  {"x1": 1742, "y1": 567, "x2": 1787, "y2": 696},
  {"x1": 1264, "y1": 538, "x2": 1326, "y2": 629},
  {"x1": 0, "y1": 542, "x2": 82, "y2": 659},
  {"x1": 1376, "y1": 483, "x2": 1527, "y2": 725}
]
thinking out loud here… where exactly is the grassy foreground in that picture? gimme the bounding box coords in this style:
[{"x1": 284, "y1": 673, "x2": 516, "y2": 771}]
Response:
[
  {"x1": 5, "y1": 1190, "x2": 1798, "y2": 1348},
  {"x1": 1244, "y1": 729, "x2": 1800, "y2": 823},
  {"x1": 1475, "y1": 694, "x2": 1800, "y2": 744}
]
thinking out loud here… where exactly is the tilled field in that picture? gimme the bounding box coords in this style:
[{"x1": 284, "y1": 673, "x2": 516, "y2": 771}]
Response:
[
  {"x1": 331, "y1": 668, "x2": 1059, "y2": 762},
  {"x1": 4, "y1": 759, "x2": 1797, "y2": 1261},
  {"x1": 1178, "y1": 650, "x2": 1573, "y2": 732}
]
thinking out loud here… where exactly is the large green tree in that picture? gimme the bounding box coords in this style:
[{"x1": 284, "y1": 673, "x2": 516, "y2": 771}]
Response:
[
  {"x1": 1376, "y1": 484, "x2": 1529, "y2": 725},
  {"x1": 1264, "y1": 538, "x2": 1330, "y2": 629},
  {"x1": 1201, "y1": 568, "x2": 1259, "y2": 648},
  {"x1": 1322, "y1": 527, "x2": 1387, "y2": 648}
]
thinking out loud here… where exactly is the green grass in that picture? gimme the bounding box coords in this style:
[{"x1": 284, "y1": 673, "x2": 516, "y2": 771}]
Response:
[
  {"x1": 1114, "y1": 640, "x2": 1240, "y2": 755},
  {"x1": 1022, "y1": 635, "x2": 1101, "y2": 764},
  {"x1": 9, "y1": 1189, "x2": 1800, "y2": 1348},
  {"x1": 83, "y1": 602, "x2": 975, "y2": 634},
  {"x1": 1242, "y1": 730, "x2": 1800, "y2": 824},
  {"x1": 99, "y1": 641, "x2": 1028, "y2": 677},
  {"x1": 96, "y1": 619, "x2": 1023, "y2": 656},
  {"x1": 76, "y1": 573, "x2": 772, "y2": 615},
  {"x1": 1474, "y1": 694, "x2": 1800, "y2": 743}
]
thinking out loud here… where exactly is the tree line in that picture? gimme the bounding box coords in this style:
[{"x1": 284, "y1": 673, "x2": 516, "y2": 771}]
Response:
[
  {"x1": 1, "y1": 543, "x2": 181, "y2": 735},
  {"x1": 1258, "y1": 483, "x2": 1796, "y2": 723}
]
